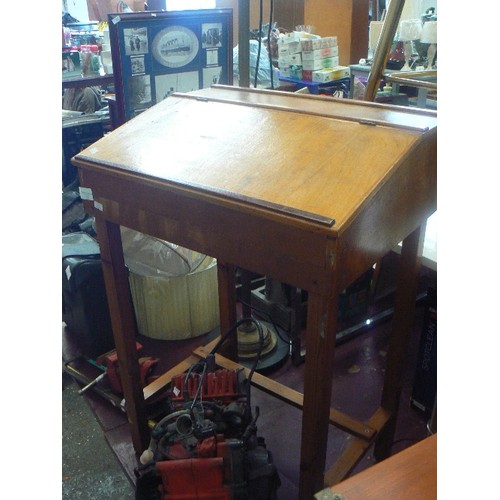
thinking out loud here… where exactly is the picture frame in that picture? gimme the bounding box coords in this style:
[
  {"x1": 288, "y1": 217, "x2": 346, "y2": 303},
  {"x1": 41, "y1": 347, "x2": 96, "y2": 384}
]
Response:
[{"x1": 108, "y1": 9, "x2": 233, "y2": 126}]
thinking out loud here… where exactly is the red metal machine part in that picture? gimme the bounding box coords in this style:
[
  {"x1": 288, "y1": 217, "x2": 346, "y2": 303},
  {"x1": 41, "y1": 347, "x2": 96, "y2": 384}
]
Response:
[
  {"x1": 156, "y1": 434, "x2": 234, "y2": 499},
  {"x1": 170, "y1": 369, "x2": 240, "y2": 404},
  {"x1": 97, "y1": 342, "x2": 159, "y2": 394}
]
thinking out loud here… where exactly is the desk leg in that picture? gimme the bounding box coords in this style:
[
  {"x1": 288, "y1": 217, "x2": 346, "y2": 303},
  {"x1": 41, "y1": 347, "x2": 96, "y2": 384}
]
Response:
[
  {"x1": 216, "y1": 261, "x2": 238, "y2": 361},
  {"x1": 94, "y1": 218, "x2": 150, "y2": 454},
  {"x1": 299, "y1": 291, "x2": 340, "y2": 499},
  {"x1": 374, "y1": 224, "x2": 425, "y2": 460},
  {"x1": 417, "y1": 88, "x2": 428, "y2": 108}
]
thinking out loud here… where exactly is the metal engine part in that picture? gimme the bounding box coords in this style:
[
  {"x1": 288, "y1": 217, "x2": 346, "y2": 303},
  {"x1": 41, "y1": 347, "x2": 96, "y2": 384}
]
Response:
[{"x1": 135, "y1": 361, "x2": 280, "y2": 499}]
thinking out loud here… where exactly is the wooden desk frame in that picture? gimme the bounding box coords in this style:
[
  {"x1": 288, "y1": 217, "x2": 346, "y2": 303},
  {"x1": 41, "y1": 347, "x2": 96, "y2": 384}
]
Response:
[{"x1": 73, "y1": 86, "x2": 436, "y2": 499}]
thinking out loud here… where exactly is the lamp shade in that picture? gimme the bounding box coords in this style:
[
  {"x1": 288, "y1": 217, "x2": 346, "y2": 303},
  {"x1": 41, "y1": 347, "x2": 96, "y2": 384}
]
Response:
[
  {"x1": 398, "y1": 19, "x2": 422, "y2": 41},
  {"x1": 369, "y1": 21, "x2": 384, "y2": 54},
  {"x1": 420, "y1": 21, "x2": 437, "y2": 44}
]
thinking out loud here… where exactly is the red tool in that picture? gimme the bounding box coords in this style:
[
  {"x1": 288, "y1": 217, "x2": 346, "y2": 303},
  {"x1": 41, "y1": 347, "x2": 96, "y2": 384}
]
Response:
[{"x1": 96, "y1": 342, "x2": 159, "y2": 395}]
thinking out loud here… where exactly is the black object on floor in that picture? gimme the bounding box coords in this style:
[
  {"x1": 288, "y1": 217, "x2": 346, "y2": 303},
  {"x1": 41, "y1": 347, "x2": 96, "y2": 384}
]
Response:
[{"x1": 62, "y1": 232, "x2": 114, "y2": 359}]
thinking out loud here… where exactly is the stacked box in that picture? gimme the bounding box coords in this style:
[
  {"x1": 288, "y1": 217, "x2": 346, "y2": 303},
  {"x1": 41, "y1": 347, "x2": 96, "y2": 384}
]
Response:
[
  {"x1": 278, "y1": 34, "x2": 306, "y2": 81},
  {"x1": 277, "y1": 40, "x2": 301, "y2": 57},
  {"x1": 280, "y1": 31, "x2": 306, "y2": 44},
  {"x1": 312, "y1": 65, "x2": 350, "y2": 83},
  {"x1": 289, "y1": 65, "x2": 303, "y2": 80},
  {"x1": 299, "y1": 36, "x2": 338, "y2": 82},
  {"x1": 301, "y1": 46, "x2": 339, "y2": 61},
  {"x1": 302, "y1": 56, "x2": 339, "y2": 71},
  {"x1": 278, "y1": 33, "x2": 347, "y2": 84},
  {"x1": 300, "y1": 36, "x2": 338, "y2": 52},
  {"x1": 279, "y1": 53, "x2": 302, "y2": 66}
]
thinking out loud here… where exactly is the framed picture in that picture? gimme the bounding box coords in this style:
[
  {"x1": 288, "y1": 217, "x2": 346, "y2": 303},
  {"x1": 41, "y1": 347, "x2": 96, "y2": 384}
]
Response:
[{"x1": 108, "y1": 9, "x2": 233, "y2": 126}]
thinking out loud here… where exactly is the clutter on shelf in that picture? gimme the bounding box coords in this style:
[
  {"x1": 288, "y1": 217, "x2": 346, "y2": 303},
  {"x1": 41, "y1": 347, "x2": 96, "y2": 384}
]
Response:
[{"x1": 277, "y1": 30, "x2": 350, "y2": 84}]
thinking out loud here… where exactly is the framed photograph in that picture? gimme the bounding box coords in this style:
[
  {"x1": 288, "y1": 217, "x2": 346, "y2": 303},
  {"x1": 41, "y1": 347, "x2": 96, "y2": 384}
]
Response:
[{"x1": 108, "y1": 9, "x2": 233, "y2": 125}]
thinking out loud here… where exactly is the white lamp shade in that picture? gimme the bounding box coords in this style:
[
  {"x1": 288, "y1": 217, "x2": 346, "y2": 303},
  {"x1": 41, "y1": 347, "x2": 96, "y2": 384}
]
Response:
[
  {"x1": 398, "y1": 19, "x2": 422, "y2": 41},
  {"x1": 421, "y1": 21, "x2": 437, "y2": 44},
  {"x1": 369, "y1": 21, "x2": 384, "y2": 54}
]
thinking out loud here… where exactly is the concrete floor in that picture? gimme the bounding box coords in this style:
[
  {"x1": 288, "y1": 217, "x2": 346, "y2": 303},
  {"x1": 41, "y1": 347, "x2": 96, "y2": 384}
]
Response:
[{"x1": 62, "y1": 372, "x2": 135, "y2": 499}]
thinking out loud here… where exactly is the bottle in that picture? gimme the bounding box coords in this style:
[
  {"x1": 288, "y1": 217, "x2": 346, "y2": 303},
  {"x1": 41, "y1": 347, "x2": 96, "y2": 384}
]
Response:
[
  {"x1": 80, "y1": 44, "x2": 92, "y2": 76},
  {"x1": 80, "y1": 44, "x2": 101, "y2": 76},
  {"x1": 89, "y1": 45, "x2": 102, "y2": 75}
]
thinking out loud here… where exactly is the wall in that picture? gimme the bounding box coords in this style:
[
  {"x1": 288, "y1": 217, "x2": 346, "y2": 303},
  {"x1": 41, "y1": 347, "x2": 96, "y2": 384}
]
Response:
[
  {"x1": 304, "y1": 0, "x2": 369, "y2": 66},
  {"x1": 63, "y1": 0, "x2": 91, "y2": 22},
  {"x1": 81, "y1": 0, "x2": 272, "y2": 48},
  {"x1": 86, "y1": 0, "x2": 146, "y2": 21}
]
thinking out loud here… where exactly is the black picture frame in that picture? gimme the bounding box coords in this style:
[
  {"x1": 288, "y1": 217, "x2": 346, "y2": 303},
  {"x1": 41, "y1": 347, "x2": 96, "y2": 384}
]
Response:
[{"x1": 108, "y1": 9, "x2": 233, "y2": 126}]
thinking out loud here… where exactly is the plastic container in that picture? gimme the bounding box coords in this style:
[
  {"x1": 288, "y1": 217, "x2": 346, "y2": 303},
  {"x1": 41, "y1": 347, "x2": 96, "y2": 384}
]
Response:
[
  {"x1": 101, "y1": 47, "x2": 113, "y2": 74},
  {"x1": 80, "y1": 44, "x2": 101, "y2": 76}
]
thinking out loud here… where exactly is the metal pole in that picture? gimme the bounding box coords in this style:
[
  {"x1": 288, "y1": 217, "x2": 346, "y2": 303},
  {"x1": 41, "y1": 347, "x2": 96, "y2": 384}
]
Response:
[
  {"x1": 238, "y1": 0, "x2": 250, "y2": 87},
  {"x1": 363, "y1": 0, "x2": 406, "y2": 101}
]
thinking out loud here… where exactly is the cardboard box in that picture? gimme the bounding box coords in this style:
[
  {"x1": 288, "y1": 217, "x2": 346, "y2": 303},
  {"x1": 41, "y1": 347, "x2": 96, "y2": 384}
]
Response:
[
  {"x1": 303, "y1": 56, "x2": 339, "y2": 71},
  {"x1": 302, "y1": 58, "x2": 326, "y2": 71},
  {"x1": 277, "y1": 40, "x2": 301, "y2": 56},
  {"x1": 281, "y1": 31, "x2": 310, "y2": 43},
  {"x1": 321, "y1": 56, "x2": 339, "y2": 69},
  {"x1": 301, "y1": 45, "x2": 339, "y2": 61},
  {"x1": 279, "y1": 53, "x2": 302, "y2": 66},
  {"x1": 302, "y1": 70, "x2": 313, "y2": 81},
  {"x1": 330, "y1": 66, "x2": 350, "y2": 80},
  {"x1": 289, "y1": 64, "x2": 303, "y2": 80},
  {"x1": 301, "y1": 36, "x2": 338, "y2": 52},
  {"x1": 312, "y1": 66, "x2": 350, "y2": 83},
  {"x1": 279, "y1": 67, "x2": 291, "y2": 78},
  {"x1": 312, "y1": 69, "x2": 332, "y2": 82}
]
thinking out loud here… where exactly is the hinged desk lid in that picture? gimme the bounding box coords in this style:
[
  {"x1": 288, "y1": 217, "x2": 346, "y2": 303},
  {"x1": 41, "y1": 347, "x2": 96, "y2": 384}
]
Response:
[{"x1": 74, "y1": 86, "x2": 437, "y2": 231}]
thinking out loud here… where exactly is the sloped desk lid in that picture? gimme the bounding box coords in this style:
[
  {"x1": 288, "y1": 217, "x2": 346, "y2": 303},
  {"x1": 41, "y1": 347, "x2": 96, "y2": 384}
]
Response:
[{"x1": 74, "y1": 85, "x2": 437, "y2": 230}]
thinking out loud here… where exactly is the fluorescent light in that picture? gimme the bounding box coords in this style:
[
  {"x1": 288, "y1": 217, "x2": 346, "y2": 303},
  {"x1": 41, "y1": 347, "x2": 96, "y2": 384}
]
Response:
[{"x1": 167, "y1": 0, "x2": 216, "y2": 10}]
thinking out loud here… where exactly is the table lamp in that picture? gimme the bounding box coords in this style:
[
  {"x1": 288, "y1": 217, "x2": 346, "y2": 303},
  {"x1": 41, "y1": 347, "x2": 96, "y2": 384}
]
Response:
[
  {"x1": 420, "y1": 20, "x2": 437, "y2": 70},
  {"x1": 398, "y1": 19, "x2": 422, "y2": 71}
]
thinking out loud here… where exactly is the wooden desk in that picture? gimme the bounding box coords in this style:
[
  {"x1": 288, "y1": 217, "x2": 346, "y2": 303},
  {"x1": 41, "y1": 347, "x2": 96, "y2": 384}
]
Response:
[
  {"x1": 72, "y1": 85, "x2": 437, "y2": 499},
  {"x1": 317, "y1": 434, "x2": 437, "y2": 499}
]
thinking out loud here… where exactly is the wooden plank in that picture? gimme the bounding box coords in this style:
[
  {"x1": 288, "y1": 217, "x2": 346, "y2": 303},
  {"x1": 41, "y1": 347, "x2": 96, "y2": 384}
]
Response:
[
  {"x1": 94, "y1": 218, "x2": 149, "y2": 452},
  {"x1": 299, "y1": 291, "x2": 340, "y2": 498},
  {"x1": 192, "y1": 344, "x2": 375, "y2": 440},
  {"x1": 215, "y1": 262, "x2": 238, "y2": 360},
  {"x1": 191, "y1": 85, "x2": 437, "y2": 131},
  {"x1": 78, "y1": 171, "x2": 335, "y2": 295},
  {"x1": 323, "y1": 434, "x2": 437, "y2": 499},
  {"x1": 374, "y1": 224, "x2": 426, "y2": 461},
  {"x1": 143, "y1": 355, "x2": 200, "y2": 401},
  {"x1": 324, "y1": 406, "x2": 391, "y2": 485}
]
